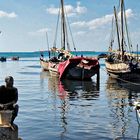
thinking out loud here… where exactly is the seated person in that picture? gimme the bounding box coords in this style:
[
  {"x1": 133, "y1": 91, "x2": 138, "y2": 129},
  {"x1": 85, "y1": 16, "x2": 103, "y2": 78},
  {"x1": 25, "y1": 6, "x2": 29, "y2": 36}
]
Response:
[
  {"x1": 0, "y1": 76, "x2": 19, "y2": 125},
  {"x1": 58, "y1": 52, "x2": 65, "y2": 60},
  {"x1": 40, "y1": 52, "x2": 44, "y2": 61}
]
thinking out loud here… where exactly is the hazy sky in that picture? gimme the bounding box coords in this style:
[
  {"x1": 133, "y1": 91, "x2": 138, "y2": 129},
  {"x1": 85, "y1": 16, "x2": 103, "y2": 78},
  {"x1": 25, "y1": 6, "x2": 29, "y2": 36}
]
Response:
[{"x1": 0, "y1": 0, "x2": 140, "y2": 52}]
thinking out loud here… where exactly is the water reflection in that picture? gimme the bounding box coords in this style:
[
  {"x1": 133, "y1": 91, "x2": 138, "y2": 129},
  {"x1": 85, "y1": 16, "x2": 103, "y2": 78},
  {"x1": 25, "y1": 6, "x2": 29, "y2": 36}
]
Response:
[
  {"x1": 40, "y1": 71, "x2": 100, "y2": 139},
  {"x1": 60, "y1": 99, "x2": 67, "y2": 140},
  {"x1": 40, "y1": 71, "x2": 59, "y2": 94},
  {"x1": 59, "y1": 79, "x2": 99, "y2": 100},
  {"x1": 40, "y1": 71, "x2": 68, "y2": 139},
  {"x1": 106, "y1": 77, "x2": 140, "y2": 139},
  {"x1": 136, "y1": 110, "x2": 140, "y2": 140},
  {"x1": 40, "y1": 71, "x2": 100, "y2": 100}
]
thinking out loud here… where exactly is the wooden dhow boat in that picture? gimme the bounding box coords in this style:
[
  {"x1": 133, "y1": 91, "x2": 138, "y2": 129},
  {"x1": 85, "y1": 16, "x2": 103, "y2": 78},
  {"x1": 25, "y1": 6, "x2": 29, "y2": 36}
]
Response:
[
  {"x1": 40, "y1": 0, "x2": 100, "y2": 81},
  {"x1": 11, "y1": 56, "x2": 19, "y2": 61},
  {"x1": 40, "y1": 0, "x2": 73, "y2": 72},
  {"x1": 40, "y1": 59, "x2": 49, "y2": 71},
  {"x1": 49, "y1": 0, "x2": 99, "y2": 80},
  {"x1": 40, "y1": 31, "x2": 51, "y2": 71},
  {"x1": 0, "y1": 57, "x2": 6, "y2": 62},
  {"x1": 105, "y1": 0, "x2": 140, "y2": 79}
]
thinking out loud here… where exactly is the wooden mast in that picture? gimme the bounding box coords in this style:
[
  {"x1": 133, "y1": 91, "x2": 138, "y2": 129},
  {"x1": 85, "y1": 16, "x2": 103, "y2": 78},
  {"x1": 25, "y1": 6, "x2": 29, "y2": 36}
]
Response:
[
  {"x1": 114, "y1": 6, "x2": 121, "y2": 51},
  {"x1": 61, "y1": 0, "x2": 66, "y2": 50},
  {"x1": 46, "y1": 32, "x2": 50, "y2": 58},
  {"x1": 121, "y1": 0, "x2": 124, "y2": 59}
]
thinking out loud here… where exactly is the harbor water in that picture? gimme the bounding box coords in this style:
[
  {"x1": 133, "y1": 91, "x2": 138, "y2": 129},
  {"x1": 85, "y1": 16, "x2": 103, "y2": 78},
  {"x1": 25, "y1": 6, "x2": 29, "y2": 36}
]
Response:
[{"x1": 0, "y1": 52, "x2": 139, "y2": 140}]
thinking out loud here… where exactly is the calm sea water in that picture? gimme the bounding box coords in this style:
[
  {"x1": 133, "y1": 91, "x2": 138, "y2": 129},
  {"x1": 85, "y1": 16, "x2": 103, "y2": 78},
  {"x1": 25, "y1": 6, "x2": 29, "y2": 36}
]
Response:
[{"x1": 0, "y1": 52, "x2": 140, "y2": 140}]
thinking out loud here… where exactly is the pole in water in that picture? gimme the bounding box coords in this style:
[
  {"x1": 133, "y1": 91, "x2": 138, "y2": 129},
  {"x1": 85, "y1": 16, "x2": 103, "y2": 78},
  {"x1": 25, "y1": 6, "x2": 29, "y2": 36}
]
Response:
[
  {"x1": 137, "y1": 44, "x2": 139, "y2": 63},
  {"x1": 82, "y1": 66, "x2": 84, "y2": 80},
  {"x1": 97, "y1": 66, "x2": 100, "y2": 90}
]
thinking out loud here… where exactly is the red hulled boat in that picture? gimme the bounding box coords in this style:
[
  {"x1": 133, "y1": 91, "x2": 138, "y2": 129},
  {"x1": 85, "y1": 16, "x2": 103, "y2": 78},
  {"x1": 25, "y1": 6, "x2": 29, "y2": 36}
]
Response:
[{"x1": 58, "y1": 56, "x2": 100, "y2": 80}]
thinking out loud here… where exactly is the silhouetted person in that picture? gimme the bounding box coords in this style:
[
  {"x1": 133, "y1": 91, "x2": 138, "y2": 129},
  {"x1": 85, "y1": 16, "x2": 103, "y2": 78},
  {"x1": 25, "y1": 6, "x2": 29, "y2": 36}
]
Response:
[
  {"x1": 40, "y1": 52, "x2": 44, "y2": 61},
  {"x1": 58, "y1": 52, "x2": 65, "y2": 60},
  {"x1": 0, "y1": 76, "x2": 19, "y2": 125}
]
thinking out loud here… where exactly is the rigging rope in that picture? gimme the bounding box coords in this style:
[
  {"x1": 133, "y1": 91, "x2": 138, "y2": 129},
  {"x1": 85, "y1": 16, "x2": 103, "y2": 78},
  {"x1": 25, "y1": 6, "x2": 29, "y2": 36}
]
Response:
[
  {"x1": 52, "y1": 2, "x2": 75, "y2": 52},
  {"x1": 65, "y1": 12, "x2": 76, "y2": 52},
  {"x1": 123, "y1": 3, "x2": 133, "y2": 53},
  {"x1": 53, "y1": 3, "x2": 61, "y2": 49},
  {"x1": 109, "y1": 17, "x2": 115, "y2": 50},
  {"x1": 111, "y1": 0, "x2": 133, "y2": 54},
  {"x1": 109, "y1": 2, "x2": 121, "y2": 52},
  {"x1": 63, "y1": 12, "x2": 70, "y2": 51}
]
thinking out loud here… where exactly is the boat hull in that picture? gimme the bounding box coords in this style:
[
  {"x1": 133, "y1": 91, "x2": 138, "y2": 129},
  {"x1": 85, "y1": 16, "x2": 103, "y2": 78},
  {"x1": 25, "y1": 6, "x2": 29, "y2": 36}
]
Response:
[
  {"x1": 11, "y1": 56, "x2": 19, "y2": 61},
  {"x1": 40, "y1": 58, "x2": 49, "y2": 71},
  {"x1": 65, "y1": 65, "x2": 99, "y2": 80},
  {"x1": 0, "y1": 57, "x2": 6, "y2": 62},
  {"x1": 105, "y1": 61, "x2": 140, "y2": 79},
  {"x1": 48, "y1": 61, "x2": 59, "y2": 77},
  {"x1": 58, "y1": 56, "x2": 100, "y2": 80}
]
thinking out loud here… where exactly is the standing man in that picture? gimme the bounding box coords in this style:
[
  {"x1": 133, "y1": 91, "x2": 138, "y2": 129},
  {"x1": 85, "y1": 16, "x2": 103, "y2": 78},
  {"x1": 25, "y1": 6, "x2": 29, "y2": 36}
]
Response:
[{"x1": 0, "y1": 76, "x2": 19, "y2": 125}]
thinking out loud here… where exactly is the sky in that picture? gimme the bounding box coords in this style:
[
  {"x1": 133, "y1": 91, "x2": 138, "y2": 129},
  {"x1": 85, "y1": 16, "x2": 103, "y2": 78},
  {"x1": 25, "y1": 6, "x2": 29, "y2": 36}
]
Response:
[{"x1": 0, "y1": 0, "x2": 140, "y2": 52}]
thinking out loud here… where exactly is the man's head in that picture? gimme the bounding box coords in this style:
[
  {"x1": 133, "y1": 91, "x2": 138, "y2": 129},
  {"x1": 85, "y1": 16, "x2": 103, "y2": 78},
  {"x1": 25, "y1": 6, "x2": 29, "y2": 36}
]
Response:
[{"x1": 5, "y1": 76, "x2": 14, "y2": 87}]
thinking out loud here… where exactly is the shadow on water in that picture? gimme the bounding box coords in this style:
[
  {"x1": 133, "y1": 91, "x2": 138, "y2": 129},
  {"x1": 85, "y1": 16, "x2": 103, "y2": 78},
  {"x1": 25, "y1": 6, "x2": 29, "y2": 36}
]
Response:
[{"x1": 106, "y1": 77, "x2": 140, "y2": 140}]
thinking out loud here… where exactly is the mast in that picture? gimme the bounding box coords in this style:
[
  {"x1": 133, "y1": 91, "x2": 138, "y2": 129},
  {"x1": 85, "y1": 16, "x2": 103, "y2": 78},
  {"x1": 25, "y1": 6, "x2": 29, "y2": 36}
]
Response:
[
  {"x1": 121, "y1": 0, "x2": 124, "y2": 58},
  {"x1": 46, "y1": 32, "x2": 50, "y2": 58},
  {"x1": 114, "y1": 6, "x2": 121, "y2": 51},
  {"x1": 61, "y1": 0, "x2": 66, "y2": 50}
]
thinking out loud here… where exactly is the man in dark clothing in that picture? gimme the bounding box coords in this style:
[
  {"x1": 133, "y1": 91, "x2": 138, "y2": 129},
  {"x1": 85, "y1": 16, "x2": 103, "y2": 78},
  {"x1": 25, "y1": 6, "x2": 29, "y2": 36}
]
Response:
[{"x1": 0, "y1": 76, "x2": 18, "y2": 124}]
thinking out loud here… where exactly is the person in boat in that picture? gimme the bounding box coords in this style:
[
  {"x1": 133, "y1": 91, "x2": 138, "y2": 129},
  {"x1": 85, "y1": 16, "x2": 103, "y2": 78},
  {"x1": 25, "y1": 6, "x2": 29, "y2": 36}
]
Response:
[
  {"x1": 77, "y1": 59, "x2": 89, "y2": 68},
  {"x1": 0, "y1": 76, "x2": 19, "y2": 125},
  {"x1": 40, "y1": 52, "x2": 44, "y2": 61},
  {"x1": 58, "y1": 52, "x2": 70, "y2": 61},
  {"x1": 49, "y1": 56, "x2": 59, "y2": 62},
  {"x1": 107, "y1": 53, "x2": 114, "y2": 62},
  {"x1": 129, "y1": 57, "x2": 138, "y2": 70},
  {"x1": 58, "y1": 52, "x2": 65, "y2": 60}
]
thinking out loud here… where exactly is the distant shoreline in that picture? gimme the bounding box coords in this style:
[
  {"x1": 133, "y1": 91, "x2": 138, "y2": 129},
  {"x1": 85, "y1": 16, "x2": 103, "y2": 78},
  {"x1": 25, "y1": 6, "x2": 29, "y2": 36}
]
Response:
[{"x1": 34, "y1": 50, "x2": 107, "y2": 53}]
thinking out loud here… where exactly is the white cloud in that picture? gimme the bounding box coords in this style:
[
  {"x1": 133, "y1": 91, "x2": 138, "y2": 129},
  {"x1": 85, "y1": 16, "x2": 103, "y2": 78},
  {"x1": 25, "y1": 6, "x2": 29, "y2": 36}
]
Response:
[
  {"x1": 29, "y1": 28, "x2": 51, "y2": 36},
  {"x1": 71, "y1": 21, "x2": 87, "y2": 28},
  {"x1": 76, "y1": 31, "x2": 86, "y2": 36},
  {"x1": 46, "y1": 2, "x2": 87, "y2": 17},
  {"x1": 63, "y1": 5, "x2": 75, "y2": 17},
  {"x1": 36, "y1": 28, "x2": 51, "y2": 33},
  {"x1": 88, "y1": 14, "x2": 113, "y2": 30},
  {"x1": 71, "y1": 9, "x2": 134, "y2": 30},
  {"x1": 0, "y1": 10, "x2": 17, "y2": 18},
  {"x1": 125, "y1": 9, "x2": 133, "y2": 17},
  {"x1": 46, "y1": 6, "x2": 59, "y2": 15},
  {"x1": 76, "y1": 2, "x2": 87, "y2": 14}
]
